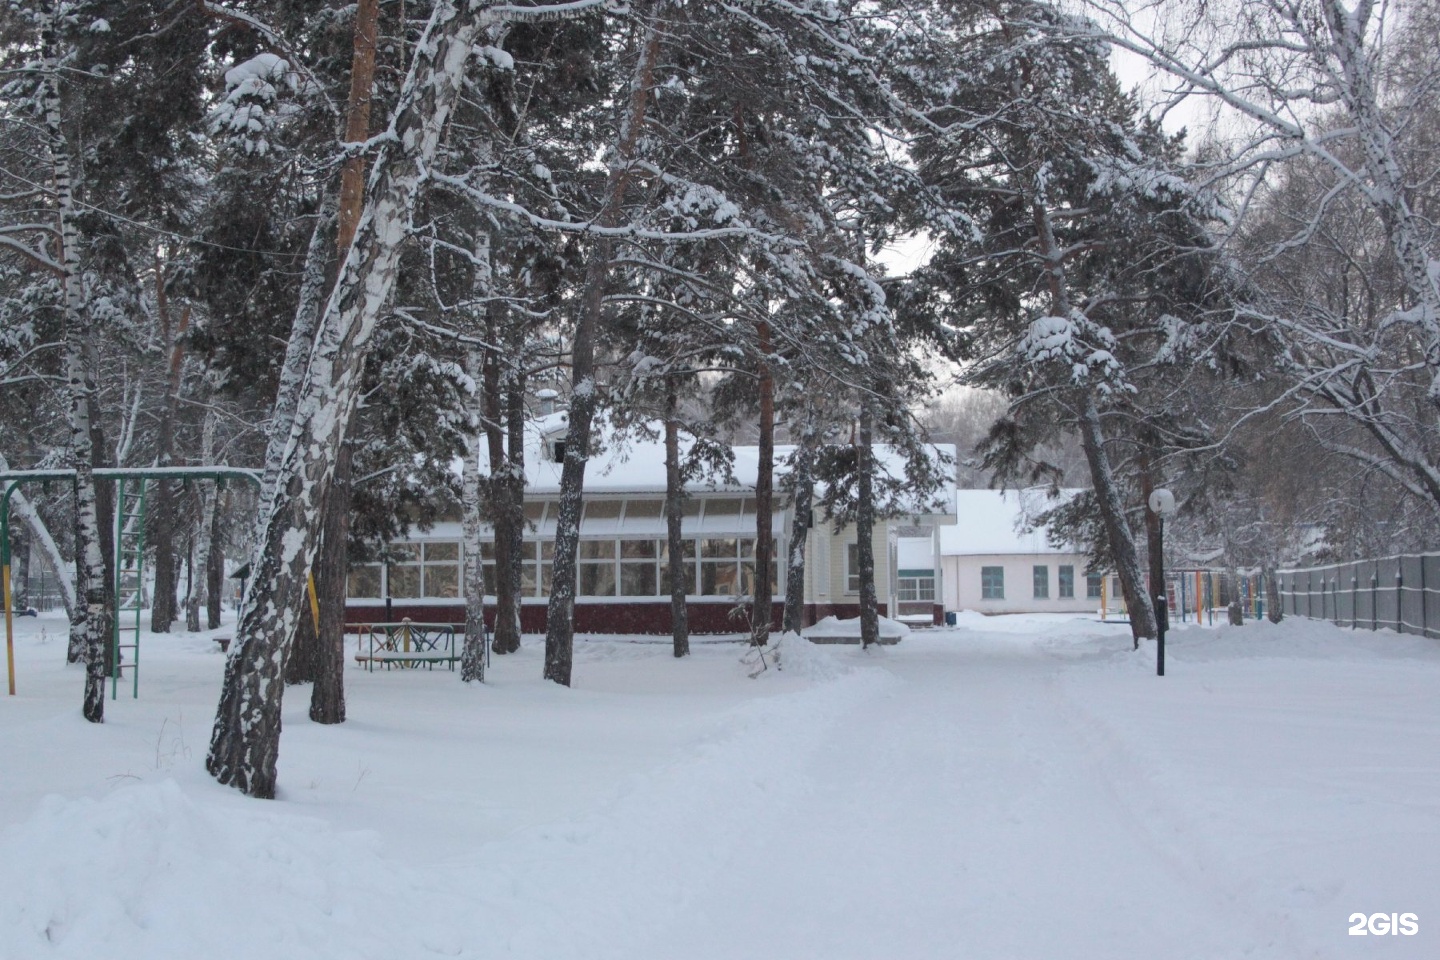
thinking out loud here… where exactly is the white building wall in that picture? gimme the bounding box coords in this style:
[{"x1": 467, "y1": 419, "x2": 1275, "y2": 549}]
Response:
[{"x1": 942, "y1": 552, "x2": 1095, "y2": 615}]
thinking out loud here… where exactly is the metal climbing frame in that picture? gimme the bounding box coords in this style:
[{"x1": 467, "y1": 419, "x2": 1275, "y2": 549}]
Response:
[
  {"x1": 1, "y1": 466, "x2": 261, "y2": 698},
  {"x1": 112, "y1": 476, "x2": 147, "y2": 699}
]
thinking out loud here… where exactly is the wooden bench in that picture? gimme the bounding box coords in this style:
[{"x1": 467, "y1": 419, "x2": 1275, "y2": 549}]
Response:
[{"x1": 353, "y1": 620, "x2": 462, "y2": 672}]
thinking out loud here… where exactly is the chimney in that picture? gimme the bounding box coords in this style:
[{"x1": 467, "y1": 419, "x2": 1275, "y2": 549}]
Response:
[{"x1": 536, "y1": 388, "x2": 559, "y2": 416}]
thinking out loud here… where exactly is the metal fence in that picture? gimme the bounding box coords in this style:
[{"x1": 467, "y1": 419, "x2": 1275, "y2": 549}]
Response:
[{"x1": 1277, "y1": 554, "x2": 1440, "y2": 639}]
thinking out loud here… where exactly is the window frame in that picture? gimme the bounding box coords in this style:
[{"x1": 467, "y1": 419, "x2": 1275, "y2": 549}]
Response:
[
  {"x1": 981, "y1": 565, "x2": 1005, "y2": 600},
  {"x1": 1058, "y1": 565, "x2": 1075, "y2": 599}
]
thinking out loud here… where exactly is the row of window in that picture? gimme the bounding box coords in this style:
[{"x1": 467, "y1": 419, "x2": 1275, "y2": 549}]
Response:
[
  {"x1": 348, "y1": 538, "x2": 777, "y2": 600},
  {"x1": 979, "y1": 565, "x2": 1103, "y2": 601},
  {"x1": 520, "y1": 497, "x2": 759, "y2": 524}
]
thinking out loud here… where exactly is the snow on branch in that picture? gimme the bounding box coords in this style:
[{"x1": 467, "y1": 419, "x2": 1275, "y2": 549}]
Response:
[{"x1": 484, "y1": 0, "x2": 615, "y2": 23}]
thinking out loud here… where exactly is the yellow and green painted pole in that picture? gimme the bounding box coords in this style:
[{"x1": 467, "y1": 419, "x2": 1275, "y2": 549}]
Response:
[
  {"x1": 307, "y1": 572, "x2": 320, "y2": 632},
  {"x1": 3, "y1": 480, "x2": 17, "y2": 695},
  {"x1": 4, "y1": 549, "x2": 14, "y2": 696}
]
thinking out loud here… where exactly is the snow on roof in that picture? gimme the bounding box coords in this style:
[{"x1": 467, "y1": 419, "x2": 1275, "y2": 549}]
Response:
[
  {"x1": 939, "y1": 488, "x2": 1083, "y2": 556},
  {"x1": 897, "y1": 537, "x2": 936, "y2": 570},
  {"x1": 484, "y1": 411, "x2": 956, "y2": 514}
]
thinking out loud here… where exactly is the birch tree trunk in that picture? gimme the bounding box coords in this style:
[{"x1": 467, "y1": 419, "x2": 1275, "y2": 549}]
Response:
[
  {"x1": 461, "y1": 346, "x2": 490, "y2": 682},
  {"x1": 42, "y1": 14, "x2": 111, "y2": 721},
  {"x1": 244, "y1": 193, "x2": 338, "y2": 602},
  {"x1": 545, "y1": 6, "x2": 663, "y2": 686},
  {"x1": 207, "y1": 2, "x2": 493, "y2": 797},
  {"x1": 664, "y1": 383, "x2": 689, "y2": 657}
]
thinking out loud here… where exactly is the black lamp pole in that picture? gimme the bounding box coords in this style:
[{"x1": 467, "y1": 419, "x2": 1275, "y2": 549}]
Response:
[
  {"x1": 1155, "y1": 516, "x2": 1166, "y2": 677},
  {"x1": 1148, "y1": 488, "x2": 1174, "y2": 677}
]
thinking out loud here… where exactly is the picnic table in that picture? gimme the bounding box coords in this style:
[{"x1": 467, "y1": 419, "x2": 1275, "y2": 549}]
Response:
[{"x1": 354, "y1": 620, "x2": 463, "y2": 672}]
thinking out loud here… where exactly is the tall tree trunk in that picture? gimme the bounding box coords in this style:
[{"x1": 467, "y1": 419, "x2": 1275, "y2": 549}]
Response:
[
  {"x1": 664, "y1": 382, "x2": 689, "y2": 657},
  {"x1": 1264, "y1": 563, "x2": 1282, "y2": 623},
  {"x1": 781, "y1": 437, "x2": 814, "y2": 635},
  {"x1": 501, "y1": 369, "x2": 526, "y2": 652},
  {"x1": 244, "y1": 195, "x2": 338, "y2": 607},
  {"x1": 1077, "y1": 389, "x2": 1157, "y2": 645},
  {"x1": 150, "y1": 293, "x2": 190, "y2": 634},
  {"x1": 336, "y1": 0, "x2": 382, "y2": 255},
  {"x1": 80, "y1": 393, "x2": 114, "y2": 669},
  {"x1": 461, "y1": 346, "x2": 490, "y2": 682},
  {"x1": 207, "y1": 500, "x2": 225, "y2": 630},
  {"x1": 291, "y1": 0, "x2": 384, "y2": 687},
  {"x1": 751, "y1": 322, "x2": 775, "y2": 646},
  {"x1": 310, "y1": 442, "x2": 351, "y2": 722},
  {"x1": 1031, "y1": 192, "x2": 1154, "y2": 647},
  {"x1": 43, "y1": 14, "x2": 110, "y2": 720},
  {"x1": 284, "y1": 583, "x2": 320, "y2": 684},
  {"x1": 186, "y1": 408, "x2": 218, "y2": 631},
  {"x1": 545, "y1": 8, "x2": 663, "y2": 686},
  {"x1": 856, "y1": 407, "x2": 880, "y2": 649},
  {"x1": 207, "y1": 4, "x2": 493, "y2": 797},
  {"x1": 487, "y1": 356, "x2": 525, "y2": 656},
  {"x1": 481, "y1": 309, "x2": 517, "y2": 656}
]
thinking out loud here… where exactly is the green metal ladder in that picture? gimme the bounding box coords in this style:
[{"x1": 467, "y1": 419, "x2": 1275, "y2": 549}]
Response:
[{"x1": 112, "y1": 477, "x2": 146, "y2": 699}]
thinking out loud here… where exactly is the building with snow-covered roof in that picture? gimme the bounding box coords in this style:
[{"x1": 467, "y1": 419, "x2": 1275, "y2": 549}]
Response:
[
  {"x1": 343, "y1": 412, "x2": 956, "y2": 634},
  {"x1": 939, "y1": 489, "x2": 1100, "y2": 615}
]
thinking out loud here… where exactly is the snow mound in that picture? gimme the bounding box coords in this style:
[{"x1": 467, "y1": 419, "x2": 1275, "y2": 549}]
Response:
[
  {"x1": 0, "y1": 780, "x2": 429, "y2": 960},
  {"x1": 1035, "y1": 614, "x2": 1440, "y2": 668},
  {"x1": 768, "y1": 631, "x2": 849, "y2": 681},
  {"x1": 802, "y1": 615, "x2": 910, "y2": 642},
  {"x1": 1165, "y1": 616, "x2": 1440, "y2": 663}
]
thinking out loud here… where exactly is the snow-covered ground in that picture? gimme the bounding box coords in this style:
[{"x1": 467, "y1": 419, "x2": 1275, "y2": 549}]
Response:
[{"x1": 1, "y1": 610, "x2": 1436, "y2": 959}]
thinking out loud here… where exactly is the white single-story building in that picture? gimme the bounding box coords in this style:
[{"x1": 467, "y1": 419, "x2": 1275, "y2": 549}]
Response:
[
  {"x1": 345, "y1": 411, "x2": 956, "y2": 633},
  {"x1": 940, "y1": 489, "x2": 1101, "y2": 615}
]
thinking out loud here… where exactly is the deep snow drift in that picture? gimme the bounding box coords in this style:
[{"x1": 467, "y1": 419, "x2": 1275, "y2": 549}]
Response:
[{"x1": 0, "y1": 611, "x2": 1435, "y2": 958}]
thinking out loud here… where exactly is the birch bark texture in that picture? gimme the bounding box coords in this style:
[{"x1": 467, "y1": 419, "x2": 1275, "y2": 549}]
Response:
[
  {"x1": 41, "y1": 12, "x2": 112, "y2": 722},
  {"x1": 207, "y1": 2, "x2": 496, "y2": 797},
  {"x1": 461, "y1": 346, "x2": 490, "y2": 683}
]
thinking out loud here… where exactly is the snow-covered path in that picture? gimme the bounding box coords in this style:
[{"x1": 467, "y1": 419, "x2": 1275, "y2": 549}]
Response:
[
  {"x1": 2, "y1": 614, "x2": 1437, "y2": 959},
  {"x1": 639, "y1": 633, "x2": 1298, "y2": 959}
]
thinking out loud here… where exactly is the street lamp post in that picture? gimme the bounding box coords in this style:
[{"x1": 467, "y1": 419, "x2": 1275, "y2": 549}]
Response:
[{"x1": 1148, "y1": 488, "x2": 1176, "y2": 677}]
